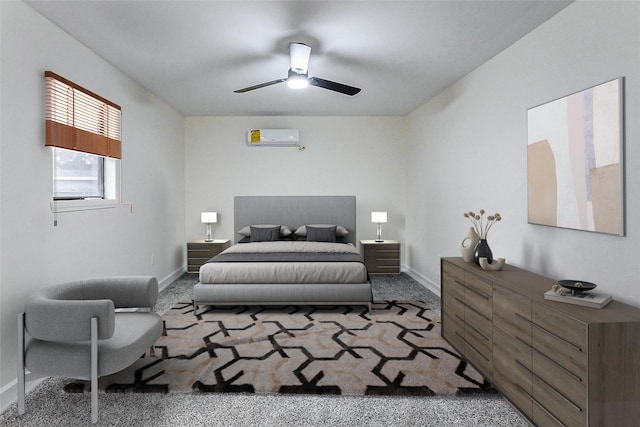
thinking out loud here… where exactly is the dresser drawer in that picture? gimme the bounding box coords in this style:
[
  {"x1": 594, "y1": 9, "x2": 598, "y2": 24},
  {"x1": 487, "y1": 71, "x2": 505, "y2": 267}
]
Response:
[
  {"x1": 464, "y1": 301, "x2": 492, "y2": 338},
  {"x1": 442, "y1": 262, "x2": 465, "y2": 285},
  {"x1": 493, "y1": 325, "x2": 532, "y2": 379},
  {"x1": 532, "y1": 302, "x2": 587, "y2": 352},
  {"x1": 533, "y1": 374, "x2": 586, "y2": 427},
  {"x1": 493, "y1": 285, "x2": 532, "y2": 341},
  {"x1": 532, "y1": 303, "x2": 587, "y2": 378},
  {"x1": 463, "y1": 286, "x2": 492, "y2": 322},
  {"x1": 442, "y1": 312, "x2": 465, "y2": 353},
  {"x1": 464, "y1": 272, "x2": 493, "y2": 300},
  {"x1": 494, "y1": 369, "x2": 533, "y2": 420},
  {"x1": 362, "y1": 243, "x2": 400, "y2": 257},
  {"x1": 464, "y1": 333, "x2": 492, "y2": 378},
  {"x1": 532, "y1": 349, "x2": 586, "y2": 411}
]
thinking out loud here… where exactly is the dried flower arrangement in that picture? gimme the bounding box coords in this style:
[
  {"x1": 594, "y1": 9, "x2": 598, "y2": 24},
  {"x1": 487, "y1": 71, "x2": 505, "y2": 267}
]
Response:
[{"x1": 464, "y1": 209, "x2": 502, "y2": 239}]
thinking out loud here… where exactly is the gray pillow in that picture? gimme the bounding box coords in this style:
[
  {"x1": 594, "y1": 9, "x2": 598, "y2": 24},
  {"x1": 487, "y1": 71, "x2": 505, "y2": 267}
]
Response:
[
  {"x1": 239, "y1": 225, "x2": 292, "y2": 237},
  {"x1": 250, "y1": 226, "x2": 281, "y2": 242},
  {"x1": 306, "y1": 225, "x2": 337, "y2": 243},
  {"x1": 294, "y1": 224, "x2": 349, "y2": 237}
]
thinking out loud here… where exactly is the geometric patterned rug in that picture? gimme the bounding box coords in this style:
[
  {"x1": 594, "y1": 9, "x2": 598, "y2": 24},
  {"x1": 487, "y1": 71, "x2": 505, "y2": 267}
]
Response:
[{"x1": 66, "y1": 301, "x2": 495, "y2": 397}]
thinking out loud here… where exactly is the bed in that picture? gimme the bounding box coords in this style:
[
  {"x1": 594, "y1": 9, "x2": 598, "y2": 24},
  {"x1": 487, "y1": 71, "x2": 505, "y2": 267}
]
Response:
[{"x1": 193, "y1": 196, "x2": 372, "y2": 312}]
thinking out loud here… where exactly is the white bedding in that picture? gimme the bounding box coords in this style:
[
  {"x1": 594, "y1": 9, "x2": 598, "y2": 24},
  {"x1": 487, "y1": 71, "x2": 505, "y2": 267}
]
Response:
[{"x1": 198, "y1": 241, "x2": 368, "y2": 284}]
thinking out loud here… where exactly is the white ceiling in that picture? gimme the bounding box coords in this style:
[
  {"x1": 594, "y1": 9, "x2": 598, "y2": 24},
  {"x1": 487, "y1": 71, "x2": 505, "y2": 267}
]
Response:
[{"x1": 27, "y1": 0, "x2": 572, "y2": 117}]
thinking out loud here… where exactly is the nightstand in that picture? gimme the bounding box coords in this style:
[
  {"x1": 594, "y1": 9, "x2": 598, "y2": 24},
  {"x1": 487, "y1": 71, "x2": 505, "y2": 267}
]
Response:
[
  {"x1": 187, "y1": 239, "x2": 230, "y2": 274},
  {"x1": 359, "y1": 240, "x2": 400, "y2": 274}
]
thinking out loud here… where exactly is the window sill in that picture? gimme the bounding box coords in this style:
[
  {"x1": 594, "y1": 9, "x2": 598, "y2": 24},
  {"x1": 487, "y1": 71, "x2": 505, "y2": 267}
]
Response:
[{"x1": 50, "y1": 198, "x2": 118, "y2": 213}]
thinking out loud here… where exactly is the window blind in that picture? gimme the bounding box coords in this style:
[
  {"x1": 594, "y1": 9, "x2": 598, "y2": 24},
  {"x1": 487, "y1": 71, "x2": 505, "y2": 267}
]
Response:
[{"x1": 45, "y1": 71, "x2": 121, "y2": 159}]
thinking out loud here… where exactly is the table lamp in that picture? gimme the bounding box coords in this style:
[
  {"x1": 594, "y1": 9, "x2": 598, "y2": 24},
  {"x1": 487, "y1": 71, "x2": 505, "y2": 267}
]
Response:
[{"x1": 201, "y1": 212, "x2": 217, "y2": 242}]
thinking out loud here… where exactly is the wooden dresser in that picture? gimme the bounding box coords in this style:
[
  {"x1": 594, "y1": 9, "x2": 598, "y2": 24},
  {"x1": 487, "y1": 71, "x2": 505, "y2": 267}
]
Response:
[{"x1": 441, "y1": 257, "x2": 640, "y2": 426}]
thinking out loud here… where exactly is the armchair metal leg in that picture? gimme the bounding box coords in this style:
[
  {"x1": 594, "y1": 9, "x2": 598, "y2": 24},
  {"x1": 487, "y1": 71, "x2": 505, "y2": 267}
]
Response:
[
  {"x1": 17, "y1": 313, "x2": 25, "y2": 416},
  {"x1": 91, "y1": 317, "x2": 98, "y2": 424}
]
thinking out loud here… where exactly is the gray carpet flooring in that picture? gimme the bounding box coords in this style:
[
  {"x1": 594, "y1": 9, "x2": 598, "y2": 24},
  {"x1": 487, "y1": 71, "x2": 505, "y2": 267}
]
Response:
[{"x1": 1, "y1": 273, "x2": 527, "y2": 426}]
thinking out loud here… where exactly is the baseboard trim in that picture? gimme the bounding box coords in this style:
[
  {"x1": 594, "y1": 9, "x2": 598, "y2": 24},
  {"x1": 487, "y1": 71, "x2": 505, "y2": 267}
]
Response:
[
  {"x1": 401, "y1": 265, "x2": 441, "y2": 297},
  {"x1": 0, "y1": 373, "x2": 45, "y2": 413},
  {"x1": 159, "y1": 266, "x2": 187, "y2": 292},
  {"x1": 1, "y1": 267, "x2": 187, "y2": 413}
]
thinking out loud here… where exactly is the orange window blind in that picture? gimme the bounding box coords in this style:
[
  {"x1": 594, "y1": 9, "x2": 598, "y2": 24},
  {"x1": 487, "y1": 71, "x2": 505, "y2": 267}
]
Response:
[{"x1": 45, "y1": 71, "x2": 121, "y2": 159}]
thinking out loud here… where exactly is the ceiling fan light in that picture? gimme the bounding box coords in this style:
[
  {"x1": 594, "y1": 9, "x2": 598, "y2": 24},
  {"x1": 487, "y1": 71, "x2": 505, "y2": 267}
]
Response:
[{"x1": 287, "y1": 76, "x2": 309, "y2": 89}]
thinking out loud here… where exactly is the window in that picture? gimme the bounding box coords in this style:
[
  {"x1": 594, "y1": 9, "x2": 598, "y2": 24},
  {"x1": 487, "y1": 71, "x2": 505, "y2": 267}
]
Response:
[
  {"x1": 53, "y1": 148, "x2": 104, "y2": 200},
  {"x1": 45, "y1": 71, "x2": 121, "y2": 211}
]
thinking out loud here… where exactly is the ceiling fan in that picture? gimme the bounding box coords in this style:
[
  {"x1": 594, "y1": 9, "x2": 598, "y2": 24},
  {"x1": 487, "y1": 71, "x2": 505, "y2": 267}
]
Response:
[{"x1": 234, "y1": 42, "x2": 361, "y2": 96}]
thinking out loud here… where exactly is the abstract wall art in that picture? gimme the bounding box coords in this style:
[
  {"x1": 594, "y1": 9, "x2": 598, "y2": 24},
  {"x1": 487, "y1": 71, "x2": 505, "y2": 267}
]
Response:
[{"x1": 527, "y1": 78, "x2": 624, "y2": 235}]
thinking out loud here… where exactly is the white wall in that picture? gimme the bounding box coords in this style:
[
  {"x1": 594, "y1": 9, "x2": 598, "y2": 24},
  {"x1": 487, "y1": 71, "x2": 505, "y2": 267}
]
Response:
[
  {"x1": 0, "y1": 1, "x2": 186, "y2": 397},
  {"x1": 405, "y1": 1, "x2": 640, "y2": 305},
  {"x1": 185, "y1": 116, "x2": 407, "y2": 245}
]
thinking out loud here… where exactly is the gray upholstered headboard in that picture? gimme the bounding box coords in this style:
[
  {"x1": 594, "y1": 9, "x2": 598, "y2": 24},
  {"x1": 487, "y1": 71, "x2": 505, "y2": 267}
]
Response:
[{"x1": 234, "y1": 196, "x2": 357, "y2": 245}]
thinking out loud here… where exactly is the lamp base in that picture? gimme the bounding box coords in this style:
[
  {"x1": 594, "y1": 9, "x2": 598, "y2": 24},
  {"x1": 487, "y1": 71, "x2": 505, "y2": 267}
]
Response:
[
  {"x1": 375, "y1": 239, "x2": 384, "y2": 243},
  {"x1": 204, "y1": 239, "x2": 213, "y2": 242}
]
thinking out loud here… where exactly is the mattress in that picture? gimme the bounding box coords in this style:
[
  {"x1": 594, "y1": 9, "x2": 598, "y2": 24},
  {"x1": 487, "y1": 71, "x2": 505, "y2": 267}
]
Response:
[{"x1": 198, "y1": 241, "x2": 368, "y2": 284}]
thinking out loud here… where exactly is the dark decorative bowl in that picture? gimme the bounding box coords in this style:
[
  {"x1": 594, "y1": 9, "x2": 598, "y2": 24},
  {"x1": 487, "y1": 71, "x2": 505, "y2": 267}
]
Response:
[{"x1": 557, "y1": 280, "x2": 597, "y2": 295}]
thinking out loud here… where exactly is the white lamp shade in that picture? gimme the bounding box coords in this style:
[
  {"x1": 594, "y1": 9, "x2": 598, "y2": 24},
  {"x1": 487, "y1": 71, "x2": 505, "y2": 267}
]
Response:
[
  {"x1": 371, "y1": 211, "x2": 387, "y2": 223},
  {"x1": 201, "y1": 212, "x2": 218, "y2": 223}
]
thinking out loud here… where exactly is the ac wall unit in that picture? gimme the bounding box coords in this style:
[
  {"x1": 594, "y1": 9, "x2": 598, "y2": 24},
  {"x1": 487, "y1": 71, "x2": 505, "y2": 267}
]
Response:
[{"x1": 247, "y1": 129, "x2": 300, "y2": 147}]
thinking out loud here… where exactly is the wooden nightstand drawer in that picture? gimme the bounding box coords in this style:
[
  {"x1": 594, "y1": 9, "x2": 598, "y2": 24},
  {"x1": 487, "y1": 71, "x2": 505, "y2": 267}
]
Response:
[
  {"x1": 187, "y1": 240, "x2": 230, "y2": 273},
  {"x1": 362, "y1": 244, "x2": 400, "y2": 257},
  {"x1": 359, "y1": 240, "x2": 400, "y2": 274}
]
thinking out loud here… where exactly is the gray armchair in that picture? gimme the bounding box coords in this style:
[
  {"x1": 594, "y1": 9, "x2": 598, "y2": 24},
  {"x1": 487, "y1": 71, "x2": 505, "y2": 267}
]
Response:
[{"x1": 17, "y1": 276, "x2": 163, "y2": 424}]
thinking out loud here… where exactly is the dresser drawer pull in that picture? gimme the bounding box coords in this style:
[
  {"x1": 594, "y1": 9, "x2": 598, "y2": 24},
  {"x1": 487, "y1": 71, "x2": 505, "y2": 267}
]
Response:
[
  {"x1": 515, "y1": 313, "x2": 583, "y2": 353},
  {"x1": 457, "y1": 298, "x2": 490, "y2": 322},
  {"x1": 532, "y1": 371, "x2": 583, "y2": 413},
  {"x1": 531, "y1": 398, "x2": 567, "y2": 427},
  {"x1": 466, "y1": 321, "x2": 490, "y2": 343},
  {"x1": 515, "y1": 382, "x2": 534, "y2": 401},
  {"x1": 464, "y1": 284, "x2": 490, "y2": 301},
  {"x1": 374, "y1": 258, "x2": 400, "y2": 261},
  {"x1": 464, "y1": 338, "x2": 490, "y2": 362},
  {"x1": 189, "y1": 248, "x2": 214, "y2": 252},
  {"x1": 515, "y1": 359, "x2": 533, "y2": 375},
  {"x1": 374, "y1": 250, "x2": 399, "y2": 253},
  {"x1": 532, "y1": 347, "x2": 583, "y2": 383},
  {"x1": 515, "y1": 336, "x2": 533, "y2": 350}
]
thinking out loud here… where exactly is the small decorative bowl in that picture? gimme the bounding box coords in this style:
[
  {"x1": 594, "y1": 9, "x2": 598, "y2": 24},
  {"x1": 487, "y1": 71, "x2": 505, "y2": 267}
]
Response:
[{"x1": 557, "y1": 280, "x2": 597, "y2": 295}]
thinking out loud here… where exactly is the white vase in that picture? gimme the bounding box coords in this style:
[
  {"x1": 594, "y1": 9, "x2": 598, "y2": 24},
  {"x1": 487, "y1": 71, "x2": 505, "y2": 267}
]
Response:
[{"x1": 460, "y1": 227, "x2": 480, "y2": 263}]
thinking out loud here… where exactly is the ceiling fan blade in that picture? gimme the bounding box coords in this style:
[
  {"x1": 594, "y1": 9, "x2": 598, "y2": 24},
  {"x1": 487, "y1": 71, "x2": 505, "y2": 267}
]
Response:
[
  {"x1": 308, "y1": 77, "x2": 361, "y2": 96},
  {"x1": 234, "y1": 78, "x2": 287, "y2": 93},
  {"x1": 289, "y1": 42, "x2": 311, "y2": 74}
]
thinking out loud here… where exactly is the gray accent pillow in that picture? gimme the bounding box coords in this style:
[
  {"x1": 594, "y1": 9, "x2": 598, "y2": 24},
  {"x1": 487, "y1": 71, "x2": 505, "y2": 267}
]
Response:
[
  {"x1": 250, "y1": 226, "x2": 281, "y2": 242},
  {"x1": 239, "y1": 225, "x2": 292, "y2": 237},
  {"x1": 294, "y1": 224, "x2": 349, "y2": 237},
  {"x1": 306, "y1": 225, "x2": 337, "y2": 242}
]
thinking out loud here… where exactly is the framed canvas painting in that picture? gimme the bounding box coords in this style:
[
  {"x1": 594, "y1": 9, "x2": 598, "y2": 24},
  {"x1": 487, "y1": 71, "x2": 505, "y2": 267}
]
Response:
[{"x1": 527, "y1": 78, "x2": 625, "y2": 236}]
